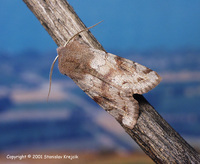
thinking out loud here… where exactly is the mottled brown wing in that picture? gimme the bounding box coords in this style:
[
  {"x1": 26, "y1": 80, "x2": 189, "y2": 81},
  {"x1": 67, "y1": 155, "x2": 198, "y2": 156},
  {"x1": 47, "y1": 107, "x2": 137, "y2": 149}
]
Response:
[
  {"x1": 89, "y1": 48, "x2": 162, "y2": 95},
  {"x1": 57, "y1": 40, "x2": 161, "y2": 129}
]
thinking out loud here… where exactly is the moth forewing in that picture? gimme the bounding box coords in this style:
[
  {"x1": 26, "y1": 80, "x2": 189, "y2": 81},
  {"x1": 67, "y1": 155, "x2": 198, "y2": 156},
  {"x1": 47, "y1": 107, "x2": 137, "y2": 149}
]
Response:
[
  {"x1": 87, "y1": 47, "x2": 161, "y2": 94},
  {"x1": 57, "y1": 39, "x2": 161, "y2": 129}
]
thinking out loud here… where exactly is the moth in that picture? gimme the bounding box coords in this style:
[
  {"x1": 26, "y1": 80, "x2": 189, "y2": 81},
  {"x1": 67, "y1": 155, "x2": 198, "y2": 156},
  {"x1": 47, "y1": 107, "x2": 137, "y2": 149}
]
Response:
[{"x1": 48, "y1": 22, "x2": 162, "y2": 129}]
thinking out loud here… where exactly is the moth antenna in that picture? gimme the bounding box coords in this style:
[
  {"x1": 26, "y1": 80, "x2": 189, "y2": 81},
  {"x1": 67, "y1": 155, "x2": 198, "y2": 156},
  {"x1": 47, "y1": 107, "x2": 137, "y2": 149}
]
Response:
[
  {"x1": 47, "y1": 55, "x2": 59, "y2": 101},
  {"x1": 47, "y1": 20, "x2": 103, "y2": 101},
  {"x1": 63, "y1": 20, "x2": 103, "y2": 47}
]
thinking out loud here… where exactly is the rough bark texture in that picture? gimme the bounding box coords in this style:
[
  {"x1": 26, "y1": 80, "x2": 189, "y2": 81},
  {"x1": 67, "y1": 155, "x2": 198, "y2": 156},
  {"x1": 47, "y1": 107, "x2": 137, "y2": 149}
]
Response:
[
  {"x1": 23, "y1": 0, "x2": 104, "y2": 50},
  {"x1": 23, "y1": 0, "x2": 200, "y2": 163}
]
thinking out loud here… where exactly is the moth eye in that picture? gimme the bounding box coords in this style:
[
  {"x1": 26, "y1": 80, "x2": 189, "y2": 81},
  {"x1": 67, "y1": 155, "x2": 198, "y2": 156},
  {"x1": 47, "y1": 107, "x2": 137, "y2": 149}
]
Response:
[{"x1": 78, "y1": 34, "x2": 82, "y2": 38}]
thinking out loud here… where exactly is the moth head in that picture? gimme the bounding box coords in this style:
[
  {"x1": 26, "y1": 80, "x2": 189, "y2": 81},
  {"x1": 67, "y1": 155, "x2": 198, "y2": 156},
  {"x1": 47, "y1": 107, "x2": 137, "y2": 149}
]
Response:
[{"x1": 47, "y1": 21, "x2": 103, "y2": 101}]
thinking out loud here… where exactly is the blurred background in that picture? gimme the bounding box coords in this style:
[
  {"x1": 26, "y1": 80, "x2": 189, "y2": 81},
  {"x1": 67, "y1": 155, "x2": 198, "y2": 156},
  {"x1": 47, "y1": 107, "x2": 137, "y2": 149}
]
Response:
[{"x1": 0, "y1": 0, "x2": 200, "y2": 163}]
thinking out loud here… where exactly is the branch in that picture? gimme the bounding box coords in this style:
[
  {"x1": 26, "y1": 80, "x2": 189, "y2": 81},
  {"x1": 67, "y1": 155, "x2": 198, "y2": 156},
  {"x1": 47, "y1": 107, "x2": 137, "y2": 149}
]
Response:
[{"x1": 23, "y1": 0, "x2": 200, "y2": 163}]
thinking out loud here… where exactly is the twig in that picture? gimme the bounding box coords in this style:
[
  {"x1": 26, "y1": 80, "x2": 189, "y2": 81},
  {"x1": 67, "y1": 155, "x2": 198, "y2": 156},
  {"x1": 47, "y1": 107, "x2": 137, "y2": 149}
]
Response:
[{"x1": 23, "y1": 0, "x2": 200, "y2": 163}]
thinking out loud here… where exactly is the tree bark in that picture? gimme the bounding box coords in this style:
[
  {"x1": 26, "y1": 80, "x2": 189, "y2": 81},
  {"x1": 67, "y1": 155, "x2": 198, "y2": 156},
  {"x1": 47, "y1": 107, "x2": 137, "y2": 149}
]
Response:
[{"x1": 23, "y1": 0, "x2": 200, "y2": 163}]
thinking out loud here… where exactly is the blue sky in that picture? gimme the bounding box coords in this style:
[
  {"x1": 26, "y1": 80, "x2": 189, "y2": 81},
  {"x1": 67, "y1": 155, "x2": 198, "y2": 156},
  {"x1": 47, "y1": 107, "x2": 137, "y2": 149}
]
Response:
[{"x1": 1, "y1": 0, "x2": 200, "y2": 54}]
